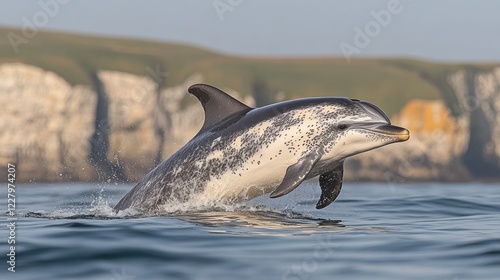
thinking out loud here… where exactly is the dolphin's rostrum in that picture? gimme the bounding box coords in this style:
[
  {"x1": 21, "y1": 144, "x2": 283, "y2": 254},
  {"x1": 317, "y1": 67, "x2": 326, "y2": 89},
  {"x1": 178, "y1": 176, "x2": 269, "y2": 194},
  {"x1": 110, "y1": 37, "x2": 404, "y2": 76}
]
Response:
[{"x1": 114, "y1": 84, "x2": 409, "y2": 212}]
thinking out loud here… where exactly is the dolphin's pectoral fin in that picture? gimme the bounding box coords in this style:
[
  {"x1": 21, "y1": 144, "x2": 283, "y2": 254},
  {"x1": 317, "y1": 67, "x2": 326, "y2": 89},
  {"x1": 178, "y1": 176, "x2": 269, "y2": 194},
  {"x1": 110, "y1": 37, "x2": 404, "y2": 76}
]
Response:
[
  {"x1": 316, "y1": 162, "x2": 344, "y2": 209},
  {"x1": 188, "y1": 84, "x2": 253, "y2": 132},
  {"x1": 270, "y1": 153, "x2": 321, "y2": 198}
]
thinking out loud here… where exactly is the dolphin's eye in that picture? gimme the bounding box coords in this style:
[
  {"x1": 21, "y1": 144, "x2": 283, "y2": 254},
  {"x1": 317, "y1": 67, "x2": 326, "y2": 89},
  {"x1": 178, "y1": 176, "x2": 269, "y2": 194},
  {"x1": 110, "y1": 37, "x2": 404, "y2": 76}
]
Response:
[{"x1": 338, "y1": 124, "x2": 348, "y2": 130}]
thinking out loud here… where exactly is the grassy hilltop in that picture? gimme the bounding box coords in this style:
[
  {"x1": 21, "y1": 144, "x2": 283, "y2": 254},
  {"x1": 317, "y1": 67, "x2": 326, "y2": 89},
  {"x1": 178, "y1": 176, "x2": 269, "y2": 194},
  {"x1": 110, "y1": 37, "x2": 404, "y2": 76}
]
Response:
[{"x1": 1, "y1": 27, "x2": 496, "y2": 115}]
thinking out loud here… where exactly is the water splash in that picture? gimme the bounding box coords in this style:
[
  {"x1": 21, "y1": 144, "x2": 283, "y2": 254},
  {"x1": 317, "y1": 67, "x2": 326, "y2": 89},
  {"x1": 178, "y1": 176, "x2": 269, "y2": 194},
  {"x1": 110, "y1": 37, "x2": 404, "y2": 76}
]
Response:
[
  {"x1": 13, "y1": 182, "x2": 345, "y2": 232},
  {"x1": 17, "y1": 185, "x2": 338, "y2": 229}
]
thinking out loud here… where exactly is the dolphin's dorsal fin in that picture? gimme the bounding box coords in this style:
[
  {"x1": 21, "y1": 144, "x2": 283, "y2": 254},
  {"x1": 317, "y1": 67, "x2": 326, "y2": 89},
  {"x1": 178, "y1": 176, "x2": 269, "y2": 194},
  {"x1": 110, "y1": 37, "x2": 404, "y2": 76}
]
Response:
[{"x1": 188, "y1": 84, "x2": 253, "y2": 131}]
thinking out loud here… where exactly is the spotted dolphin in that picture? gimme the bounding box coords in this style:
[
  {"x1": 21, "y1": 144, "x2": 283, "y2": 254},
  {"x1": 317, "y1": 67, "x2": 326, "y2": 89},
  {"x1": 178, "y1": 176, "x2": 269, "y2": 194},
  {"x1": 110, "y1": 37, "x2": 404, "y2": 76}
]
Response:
[{"x1": 114, "y1": 84, "x2": 409, "y2": 212}]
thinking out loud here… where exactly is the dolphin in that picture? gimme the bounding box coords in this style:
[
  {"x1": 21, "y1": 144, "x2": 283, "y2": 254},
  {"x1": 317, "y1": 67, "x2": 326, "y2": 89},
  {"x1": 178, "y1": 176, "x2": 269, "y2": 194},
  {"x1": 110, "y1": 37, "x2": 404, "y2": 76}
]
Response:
[{"x1": 114, "y1": 84, "x2": 409, "y2": 212}]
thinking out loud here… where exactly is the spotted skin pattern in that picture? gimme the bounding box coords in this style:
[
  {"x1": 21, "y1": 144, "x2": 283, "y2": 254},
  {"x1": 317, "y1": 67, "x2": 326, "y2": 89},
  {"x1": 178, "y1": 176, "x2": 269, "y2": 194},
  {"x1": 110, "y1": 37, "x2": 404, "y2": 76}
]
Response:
[{"x1": 114, "y1": 95, "x2": 407, "y2": 213}]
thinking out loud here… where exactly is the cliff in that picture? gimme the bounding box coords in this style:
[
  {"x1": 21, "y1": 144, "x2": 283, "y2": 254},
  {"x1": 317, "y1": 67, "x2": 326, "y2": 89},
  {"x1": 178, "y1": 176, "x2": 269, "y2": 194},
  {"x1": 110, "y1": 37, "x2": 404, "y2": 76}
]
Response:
[
  {"x1": 0, "y1": 63, "x2": 96, "y2": 181},
  {"x1": 1, "y1": 62, "x2": 499, "y2": 183},
  {"x1": 452, "y1": 69, "x2": 500, "y2": 177},
  {"x1": 345, "y1": 99, "x2": 471, "y2": 182}
]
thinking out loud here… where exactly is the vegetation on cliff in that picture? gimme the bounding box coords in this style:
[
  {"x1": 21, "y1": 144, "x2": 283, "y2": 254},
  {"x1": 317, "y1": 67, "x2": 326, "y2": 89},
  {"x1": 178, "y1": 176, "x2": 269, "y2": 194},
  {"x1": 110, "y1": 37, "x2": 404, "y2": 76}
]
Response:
[{"x1": 0, "y1": 27, "x2": 479, "y2": 116}]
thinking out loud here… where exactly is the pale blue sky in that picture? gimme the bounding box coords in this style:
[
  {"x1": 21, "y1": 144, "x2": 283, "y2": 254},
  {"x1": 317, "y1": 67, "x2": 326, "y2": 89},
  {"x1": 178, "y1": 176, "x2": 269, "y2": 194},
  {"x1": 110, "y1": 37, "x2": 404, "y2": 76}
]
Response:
[{"x1": 1, "y1": 0, "x2": 499, "y2": 62}]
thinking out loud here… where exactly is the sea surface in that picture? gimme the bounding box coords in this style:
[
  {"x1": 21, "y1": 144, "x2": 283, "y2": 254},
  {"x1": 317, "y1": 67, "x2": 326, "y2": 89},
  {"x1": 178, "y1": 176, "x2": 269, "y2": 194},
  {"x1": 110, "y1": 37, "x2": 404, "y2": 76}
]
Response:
[{"x1": 1, "y1": 182, "x2": 500, "y2": 280}]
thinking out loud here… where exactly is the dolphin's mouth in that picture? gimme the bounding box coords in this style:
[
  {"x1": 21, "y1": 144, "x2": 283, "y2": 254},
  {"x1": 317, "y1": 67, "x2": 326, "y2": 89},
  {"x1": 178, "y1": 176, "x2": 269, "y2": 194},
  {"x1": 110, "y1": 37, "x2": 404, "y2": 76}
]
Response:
[{"x1": 365, "y1": 123, "x2": 410, "y2": 141}]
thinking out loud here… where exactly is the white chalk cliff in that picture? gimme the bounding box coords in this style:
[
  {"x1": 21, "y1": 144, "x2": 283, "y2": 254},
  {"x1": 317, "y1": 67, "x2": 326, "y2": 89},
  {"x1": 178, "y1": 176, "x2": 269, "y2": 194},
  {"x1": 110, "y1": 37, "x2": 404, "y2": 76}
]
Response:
[{"x1": 1, "y1": 63, "x2": 499, "y2": 183}]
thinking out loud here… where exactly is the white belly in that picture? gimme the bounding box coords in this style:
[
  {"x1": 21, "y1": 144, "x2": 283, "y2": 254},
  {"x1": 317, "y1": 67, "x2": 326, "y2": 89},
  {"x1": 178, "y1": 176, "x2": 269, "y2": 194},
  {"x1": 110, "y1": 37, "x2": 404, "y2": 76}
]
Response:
[
  {"x1": 199, "y1": 108, "x2": 330, "y2": 203},
  {"x1": 200, "y1": 138, "x2": 304, "y2": 202}
]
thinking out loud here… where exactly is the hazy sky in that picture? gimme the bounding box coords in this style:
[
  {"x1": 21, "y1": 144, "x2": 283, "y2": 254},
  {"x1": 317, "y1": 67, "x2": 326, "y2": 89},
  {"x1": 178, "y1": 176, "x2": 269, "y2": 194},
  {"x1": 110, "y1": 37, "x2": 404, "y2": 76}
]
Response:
[{"x1": 1, "y1": 0, "x2": 499, "y2": 62}]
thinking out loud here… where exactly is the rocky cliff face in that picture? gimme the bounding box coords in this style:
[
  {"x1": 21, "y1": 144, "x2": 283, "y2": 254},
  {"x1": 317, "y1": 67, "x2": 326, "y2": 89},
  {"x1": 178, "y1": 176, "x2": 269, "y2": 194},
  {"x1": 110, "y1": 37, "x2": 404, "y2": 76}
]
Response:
[
  {"x1": 450, "y1": 68, "x2": 500, "y2": 177},
  {"x1": 345, "y1": 67, "x2": 500, "y2": 183},
  {"x1": 1, "y1": 63, "x2": 499, "y2": 183},
  {"x1": 0, "y1": 63, "x2": 96, "y2": 181},
  {"x1": 93, "y1": 70, "x2": 165, "y2": 181},
  {"x1": 345, "y1": 99, "x2": 471, "y2": 182}
]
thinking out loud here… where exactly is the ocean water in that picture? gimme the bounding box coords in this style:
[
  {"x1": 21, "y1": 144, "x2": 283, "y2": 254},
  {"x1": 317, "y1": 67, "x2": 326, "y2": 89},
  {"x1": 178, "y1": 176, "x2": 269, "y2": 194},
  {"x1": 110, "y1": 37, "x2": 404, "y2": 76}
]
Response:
[{"x1": 1, "y1": 182, "x2": 500, "y2": 280}]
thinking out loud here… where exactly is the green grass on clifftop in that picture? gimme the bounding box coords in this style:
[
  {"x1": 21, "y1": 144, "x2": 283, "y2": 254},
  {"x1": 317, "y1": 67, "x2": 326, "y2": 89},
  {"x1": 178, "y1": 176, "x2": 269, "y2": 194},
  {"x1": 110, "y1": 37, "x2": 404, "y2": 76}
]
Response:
[{"x1": 1, "y1": 27, "x2": 497, "y2": 115}]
